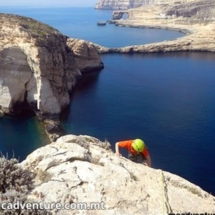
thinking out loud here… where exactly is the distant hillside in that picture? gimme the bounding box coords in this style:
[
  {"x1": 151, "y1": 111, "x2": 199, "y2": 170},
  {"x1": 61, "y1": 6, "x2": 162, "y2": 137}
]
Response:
[
  {"x1": 95, "y1": 0, "x2": 215, "y2": 21},
  {"x1": 165, "y1": 0, "x2": 215, "y2": 19},
  {"x1": 95, "y1": 0, "x2": 175, "y2": 10}
]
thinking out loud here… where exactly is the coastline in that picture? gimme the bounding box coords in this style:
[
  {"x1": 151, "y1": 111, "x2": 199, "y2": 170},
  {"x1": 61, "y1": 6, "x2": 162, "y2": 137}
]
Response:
[
  {"x1": 0, "y1": 6, "x2": 215, "y2": 213},
  {"x1": 96, "y1": 5, "x2": 215, "y2": 53}
]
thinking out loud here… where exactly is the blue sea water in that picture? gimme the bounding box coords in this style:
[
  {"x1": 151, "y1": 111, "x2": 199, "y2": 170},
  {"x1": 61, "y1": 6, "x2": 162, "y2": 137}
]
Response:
[
  {"x1": 0, "y1": 7, "x2": 215, "y2": 195},
  {"x1": 0, "y1": 7, "x2": 184, "y2": 47}
]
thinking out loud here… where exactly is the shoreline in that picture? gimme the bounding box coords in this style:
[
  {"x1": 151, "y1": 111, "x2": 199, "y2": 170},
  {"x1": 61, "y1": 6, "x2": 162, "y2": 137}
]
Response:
[{"x1": 96, "y1": 5, "x2": 215, "y2": 54}]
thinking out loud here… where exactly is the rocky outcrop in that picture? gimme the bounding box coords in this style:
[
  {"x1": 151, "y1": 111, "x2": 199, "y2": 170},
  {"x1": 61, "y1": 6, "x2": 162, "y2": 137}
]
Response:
[
  {"x1": 112, "y1": 11, "x2": 128, "y2": 20},
  {"x1": 0, "y1": 14, "x2": 103, "y2": 139},
  {"x1": 67, "y1": 38, "x2": 104, "y2": 73},
  {"x1": 20, "y1": 134, "x2": 215, "y2": 214}
]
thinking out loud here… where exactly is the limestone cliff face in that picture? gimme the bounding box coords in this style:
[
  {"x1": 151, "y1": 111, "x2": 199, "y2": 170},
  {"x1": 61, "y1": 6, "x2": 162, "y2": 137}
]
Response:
[
  {"x1": 95, "y1": 0, "x2": 145, "y2": 10},
  {"x1": 0, "y1": 14, "x2": 103, "y2": 117},
  {"x1": 0, "y1": 14, "x2": 75, "y2": 116},
  {"x1": 95, "y1": 0, "x2": 172, "y2": 10},
  {"x1": 20, "y1": 134, "x2": 215, "y2": 214}
]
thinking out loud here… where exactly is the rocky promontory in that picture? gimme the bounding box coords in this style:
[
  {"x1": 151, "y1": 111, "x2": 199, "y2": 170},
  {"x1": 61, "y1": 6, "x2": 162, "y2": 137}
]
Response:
[
  {"x1": 17, "y1": 134, "x2": 215, "y2": 214},
  {"x1": 0, "y1": 14, "x2": 103, "y2": 140}
]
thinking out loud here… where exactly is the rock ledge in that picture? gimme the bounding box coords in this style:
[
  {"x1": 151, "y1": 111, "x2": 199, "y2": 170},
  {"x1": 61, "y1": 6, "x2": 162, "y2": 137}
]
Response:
[{"x1": 20, "y1": 134, "x2": 215, "y2": 215}]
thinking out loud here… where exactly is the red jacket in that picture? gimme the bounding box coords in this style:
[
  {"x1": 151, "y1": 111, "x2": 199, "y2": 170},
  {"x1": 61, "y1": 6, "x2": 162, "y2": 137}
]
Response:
[{"x1": 118, "y1": 140, "x2": 149, "y2": 157}]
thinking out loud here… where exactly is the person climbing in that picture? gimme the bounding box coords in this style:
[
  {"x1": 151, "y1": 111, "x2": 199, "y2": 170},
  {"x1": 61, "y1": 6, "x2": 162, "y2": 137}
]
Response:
[{"x1": 115, "y1": 139, "x2": 151, "y2": 167}]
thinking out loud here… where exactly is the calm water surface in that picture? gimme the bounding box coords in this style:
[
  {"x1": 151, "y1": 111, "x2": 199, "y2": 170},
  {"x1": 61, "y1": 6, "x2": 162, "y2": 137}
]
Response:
[
  {"x1": 62, "y1": 52, "x2": 215, "y2": 195},
  {"x1": 0, "y1": 7, "x2": 215, "y2": 195},
  {"x1": 0, "y1": 7, "x2": 184, "y2": 47}
]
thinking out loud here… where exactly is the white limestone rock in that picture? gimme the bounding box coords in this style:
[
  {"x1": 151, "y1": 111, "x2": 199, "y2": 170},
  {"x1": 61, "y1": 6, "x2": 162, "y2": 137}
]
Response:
[
  {"x1": 0, "y1": 47, "x2": 32, "y2": 113},
  {"x1": 0, "y1": 14, "x2": 103, "y2": 116},
  {"x1": 67, "y1": 38, "x2": 104, "y2": 73},
  {"x1": 20, "y1": 134, "x2": 215, "y2": 215}
]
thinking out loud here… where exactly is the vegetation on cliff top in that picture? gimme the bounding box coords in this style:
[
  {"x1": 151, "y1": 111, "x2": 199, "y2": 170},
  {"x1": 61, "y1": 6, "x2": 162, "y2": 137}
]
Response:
[
  {"x1": 0, "y1": 13, "x2": 62, "y2": 41},
  {"x1": 0, "y1": 155, "x2": 52, "y2": 214}
]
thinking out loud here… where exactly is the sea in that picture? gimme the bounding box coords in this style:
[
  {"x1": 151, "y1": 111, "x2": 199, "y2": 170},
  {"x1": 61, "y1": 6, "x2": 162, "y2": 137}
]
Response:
[{"x1": 0, "y1": 7, "x2": 215, "y2": 195}]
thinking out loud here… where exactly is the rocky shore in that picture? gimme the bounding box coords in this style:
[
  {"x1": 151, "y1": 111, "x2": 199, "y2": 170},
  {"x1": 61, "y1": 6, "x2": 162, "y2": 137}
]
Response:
[{"x1": 95, "y1": 0, "x2": 215, "y2": 54}]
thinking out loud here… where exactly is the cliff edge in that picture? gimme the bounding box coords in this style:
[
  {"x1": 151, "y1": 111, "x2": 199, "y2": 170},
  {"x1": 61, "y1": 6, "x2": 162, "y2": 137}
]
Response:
[{"x1": 18, "y1": 134, "x2": 215, "y2": 214}]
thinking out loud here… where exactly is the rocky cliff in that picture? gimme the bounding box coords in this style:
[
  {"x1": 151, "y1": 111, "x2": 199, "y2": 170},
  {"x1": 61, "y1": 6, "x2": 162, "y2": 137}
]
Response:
[
  {"x1": 0, "y1": 14, "x2": 103, "y2": 139},
  {"x1": 0, "y1": 14, "x2": 103, "y2": 116},
  {"x1": 19, "y1": 134, "x2": 215, "y2": 214},
  {"x1": 95, "y1": 0, "x2": 188, "y2": 10},
  {"x1": 95, "y1": 0, "x2": 143, "y2": 10}
]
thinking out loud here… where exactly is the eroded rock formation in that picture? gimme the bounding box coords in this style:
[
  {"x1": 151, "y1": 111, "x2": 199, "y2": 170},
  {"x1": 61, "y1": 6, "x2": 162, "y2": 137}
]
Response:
[
  {"x1": 0, "y1": 14, "x2": 76, "y2": 116},
  {"x1": 0, "y1": 14, "x2": 103, "y2": 116},
  {"x1": 0, "y1": 14, "x2": 103, "y2": 140},
  {"x1": 67, "y1": 38, "x2": 104, "y2": 73}
]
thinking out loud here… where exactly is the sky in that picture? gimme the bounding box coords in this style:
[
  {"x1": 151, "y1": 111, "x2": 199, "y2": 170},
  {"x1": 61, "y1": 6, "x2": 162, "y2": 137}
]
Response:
[{"x1": 0, "y1": 0, "x2": 97, "y2": 7}]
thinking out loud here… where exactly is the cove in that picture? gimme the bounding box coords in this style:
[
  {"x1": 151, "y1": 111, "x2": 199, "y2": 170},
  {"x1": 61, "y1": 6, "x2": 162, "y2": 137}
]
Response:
[
  {"x1": 61, "y1": 52, "x2": 215, "y2": 195},
  {"x1": 0, "y1": 7, "x2": 185, "y2": 48}
]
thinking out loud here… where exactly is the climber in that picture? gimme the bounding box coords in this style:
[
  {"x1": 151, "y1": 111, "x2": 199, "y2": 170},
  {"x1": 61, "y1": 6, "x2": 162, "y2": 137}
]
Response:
[{"x1": 115, "y1": 139, "x2": 151, "y2": 167}]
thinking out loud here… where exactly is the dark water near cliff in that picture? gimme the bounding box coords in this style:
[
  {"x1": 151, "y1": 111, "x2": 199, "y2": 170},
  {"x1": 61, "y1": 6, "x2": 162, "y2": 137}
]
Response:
[
  {"x1": 62, "y1": 52, "x2": 215, "y2": 195},
  {"x1": 0, "y1": 7, "x2": 215, "y2": 195}
]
